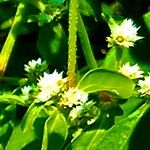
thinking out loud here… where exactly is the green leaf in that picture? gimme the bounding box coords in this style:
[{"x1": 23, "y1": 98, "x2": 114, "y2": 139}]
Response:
[
  {"x1": 79, "y1": 0, "x2": 95, "y2": 17},
  {"x1": 102, "y1": 47, "x2": 116, "y2": 70},
  {"x1": 0, "y1": 122, "x2": 13, "y2": 149},
  {"x1": 143, "y1": 11, "x2": 150, "y2": 31},
  {"x1": 5, "y1": 125, "x2": 36, "y2": 150},
  {"x1": 37, "y1": 22, "x2": 68, "y2": 67},
  {"x1": 101, "y1": 3, "x2": 113, "y2": 16},
  {"x1": 0, "y1": 94, "x2": 26, "y2": 106},
  {"x1": 0, "y1": 105, "x2": 16, "y2": 126},
  {"x1": 93, "y1": 103, "x2": 149, "y2": 150},
  {"x1": 21, "y1": 103, "x2": 44, "y2": 133},
  {"x1": 41, "y1": 109, "x2": 68, "y2": 150},
  {"x1": 77, "y1": 69, "x2": 135, "y2": 99},
  {"x1": 66, "y1": 129, "x2": 106, "y2": 150},
  {"x1": 115, "y1": 96, "x2": 145, "y2": 123},
  {"x1": 68, "y1": 103, "x2": 149, "y2": 150}
]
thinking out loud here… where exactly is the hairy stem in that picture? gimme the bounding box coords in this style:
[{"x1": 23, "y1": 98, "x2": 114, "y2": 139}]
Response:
[
  {"x1": 0, "y1": 3, "x2": 25, "y2": 77},
  {"x1": 67, "y1": 0, "x2": 79, "y2": 87},
  {"x1": 78, "y1": 14, "x2": 97, "y2": 69}
]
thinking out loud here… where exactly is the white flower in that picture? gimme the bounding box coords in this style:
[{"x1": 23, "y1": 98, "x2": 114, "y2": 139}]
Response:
[
  {"x1": 37, "y1": 70, "x2": 67, "y2": 101},
  {"x1": 37, "y1": 90, "x2": 52, "y2": 102},
  {"x1": 24, "y1": 58, "x2": 42, "y2": 72},
  {"x1": 38, "y1": 70, "x2": 64, "y2": 90},
  {"x1": 69, "y1": 105, "x2": 83, "y2": 120},
  {"x1": 119, "y1": 62, "x2": 143, "y2": 79},
  {"x1": 106, "y1": 18, "x2": 143, "y2": 48},
  {"x1": 21, "y1": 85, "x2": 32, "y2": 100},
  {"x1": 21, "y1": 86, "x2": 32, "y2": 95},
  {"x1": 59, "y1": 88, "x2": 88, "y2": 108},
  {"x1": 138, "y1": 74, "x2": 150, "y2": 96}
]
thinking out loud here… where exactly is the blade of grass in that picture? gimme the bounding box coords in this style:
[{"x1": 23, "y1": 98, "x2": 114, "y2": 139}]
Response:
[{"x1": 0, "y1": 3, "x2": 25, "y2": 77}]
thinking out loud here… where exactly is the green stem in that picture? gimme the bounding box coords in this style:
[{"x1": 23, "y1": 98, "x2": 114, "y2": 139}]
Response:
[
  {"x1": 0, "y1": 3, "x2": 25, "y2": 77},
  {"x1": 115, "y1": 46, "x2": 123, "y2": 70},
  {"x1": 78, "y1": 14, "x2": 98, "y2": 69},
  {"x1": 67, "y1": 0, "x2": 79, "y2": 87}
]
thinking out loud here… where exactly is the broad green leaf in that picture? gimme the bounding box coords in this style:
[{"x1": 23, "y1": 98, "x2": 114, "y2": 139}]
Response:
[
  {"x1": 0, "y1": 94, "x2": 26, "y2": 106},
  {"x1": 0, "y1": 105, "x2": 16, "y2": 126},
  {"x1": 21, "y1": 103, "x2": 44, "y2": 132},
  {"x1": 77, "y1": 69, "x2": 135, "y2": 99},
  {"x1": 68, "y1": 103, "x2": 149, "y2": 150},
  {"x1": 115, "y1": 97, "x2": 144, "y2": 123},
  {"x1": 143, "y1": 11, "x2": 150, "y2": 31},
  {"x1": 0, "y1": 122, "x2": 13, "y2": 149},
  {"x1": 5, "y1": 125, "x2": 36, "y2": 150},
  {"x1": 37, "y1": 22, "x2": 68, "y2": 67},
  {"x1": 102, "y1": 47, "x2": 116, "y2": 70},
  {"x1": 79, "y1": 0, "x2": 95, "y2": 17},
  {"x1": 101, "y1": 3, "x2": 113, "y2": 16},
  {"x1": 66, "y1": 129, "x2": 106, "y2": 150},
  {"x1": 41, "y1": 109, "x2": 68, "y2": 150},
  {"x1": 93, "y1": 103, "x2": 149, "y2": 150}
]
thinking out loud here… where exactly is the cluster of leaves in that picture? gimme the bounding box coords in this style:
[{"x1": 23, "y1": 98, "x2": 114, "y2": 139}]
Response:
[{"x1": 0, "y1": 0, "x2": 150, "y2": 150}]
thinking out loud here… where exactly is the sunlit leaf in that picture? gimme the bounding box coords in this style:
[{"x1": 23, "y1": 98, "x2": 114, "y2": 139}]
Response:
[
  {"x1": 94, "y1": 103, "x2": 149, "y2": 150},
  {"x1": 101, "y1": 3, "x2": 113, "y2": 16},
  {"x1": 21, "y1": 103, "x2": 44, "y2": 133},
  {"x1": 143, "y1": 11, "x2": 150, "y2": 31},
  {"x1": 102, "y1": 47, "x2": 116, "y2": 70},
  {"x1": 0, "y1": 94, "x2": 26, "y2": 106},
  {"x1": 0, "y1": 105, "x2": 16, "y2": 126},
  {"x1": 66, "y1": 129, "x2": 106, "y2": 150},
  {"x1": 41, "y1": 109, "x2": 68, "y2": 150},
  {"x1": 5, "y1": 125, "x2": 37, "y2": 150},
  {"x1": 0, "y1": 122, "x2": 13, "y2": 149},
  {"x1": 77, "y1": 69, "x2": 135, "y2": 99},
  {"x1": 79, "y1": 0, "x2": 95, "y2": 17},
  {"x1": 115, "y1": 96, "x2": 145, "y2": 123},
  {"x1": 68, "y1": 103, "x2": 149, "y2": 150}
]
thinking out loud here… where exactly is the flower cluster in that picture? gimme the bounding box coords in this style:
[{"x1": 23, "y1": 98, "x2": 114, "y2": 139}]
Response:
[
  {"x1": 119, "y1": 62, "x2": 143, "y2": 79},
  {"x1": 21, "y1": 58, "x2": 98, "y2": 125},
  {"x1": 119, "y1": 62, "x2": 150, "y2": 98},
  {"x1": 24, "y1": 58, "x2": 48, "y2": 81},
  {"x1": 24, "y1": 58, "x2": 42, "y2": 73},
  {"x1": 37, "y1": 71, "x2": 67, "y2": 102},
  {"x1": 138, "y1": 74, "x2": 150, "y2": 96},
  {"x1": 69, "y1": 100, "x2": 98, "y2": 125},
  {"x1": 59, "y1": 88, "x2": 88, "y2": 108},
  {"x1": 106, "y1": 18, "x2": 143, "y2": 48}
]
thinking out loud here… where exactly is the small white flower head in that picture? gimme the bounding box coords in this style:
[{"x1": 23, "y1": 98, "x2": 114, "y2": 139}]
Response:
[
  {"x1": 59, "y1": 88, "x2": 88, "y2": 108},
  {"x1": 119, "y1": 62, "x2": 144, "y2": 79},
  {"x1": 69, "y1": 105, "x2": 83, "y2": 120},
  {"x1": 21, "y1": 86, "x2": 32, "y2": 95},
  {"x1": 36, "y1": 90, "x2": 52, "y2": 102},
  {"x1": 37, "y1": 70, "x2": 67, "y2": 102},
  {"x1": 24, "y1": 58, "x2": 42, "y2": 72},
  {"x1": 106, "y1": 18, "x2": 143, "y2": 48},
  {"x1": 138, "y1": 74, "x2": 150, "y2": 96},
  {"x1": 21, "y1": 85, "x2": 33, "y2": 100}
]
